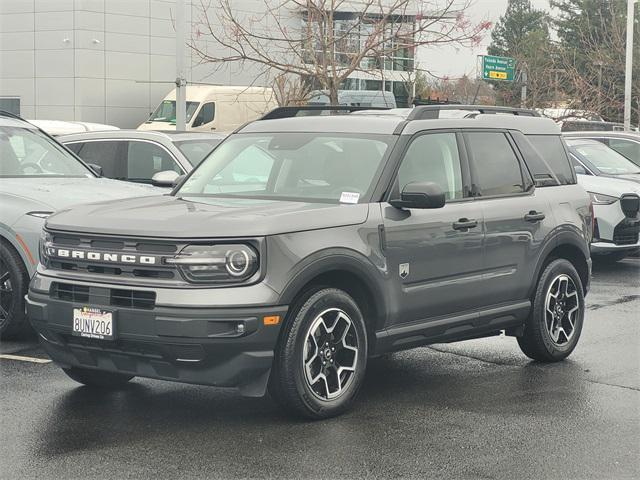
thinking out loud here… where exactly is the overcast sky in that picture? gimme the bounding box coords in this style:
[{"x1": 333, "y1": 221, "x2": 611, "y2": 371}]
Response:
[{"x1": 420, "y1": 0, "x2": 551, "y2": 78}]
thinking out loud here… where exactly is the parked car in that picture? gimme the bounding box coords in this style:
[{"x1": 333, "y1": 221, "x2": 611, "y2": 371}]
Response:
[
  {"x1": 564, "y1": 131, "x2": 640, "y2": 167},
  {"x1": 60, "y1": 130, "x2": 225, "y2": 187},
  {"x1": 558, "y1": 120, "x2": 636, "y2": 132},
  {"x1": 138, "y1": 85, "x2": 277, "y2": 133},
  {"x1": 564, "y1": 137, "x2": 640, "y2": 183},
  {"x1": 576, "y1": 175, "x2": 640, "y2": 261},
  {"x1": 0, "y1": 112, "x2": 160, "y2": 338},
  {"x1": 308, "y1": 89, "x2": 397, "y2": 108},
  {"x1": 28, "y1": 119, "x2": 118, "y2": 136},
  {"x1": 28, "y1": 105, "x2": 592, "y2": 419}
]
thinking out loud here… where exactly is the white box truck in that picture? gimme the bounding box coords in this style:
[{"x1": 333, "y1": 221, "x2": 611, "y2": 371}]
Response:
[{"x1": 139, "y1": 85, "x2": 277, "y2": 133}]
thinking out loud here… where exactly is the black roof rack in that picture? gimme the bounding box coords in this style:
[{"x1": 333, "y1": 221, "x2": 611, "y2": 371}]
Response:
[
  {"x1": 407, "y1": 105, "x2": 541, "y2": 120},
  {"x1": 261, "y1": 105, "x2": 391, "y2": 120}
]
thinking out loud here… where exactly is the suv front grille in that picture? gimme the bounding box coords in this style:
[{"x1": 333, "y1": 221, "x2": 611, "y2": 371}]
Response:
[
  {"x1": 50, "y1": 282, "x2": 156, "y2": 310},
  {"x1": 620, "y1": 194, "x2": 640, "y2": 219},
  {"x1": 613, "y1": 222, "x2": 640, "y2": 245},
  {"x1": 47, "y1": 233, "x2": 181, "y2": 282}
]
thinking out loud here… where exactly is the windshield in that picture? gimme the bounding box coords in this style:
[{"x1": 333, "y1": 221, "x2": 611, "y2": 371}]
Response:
[
  {"x1": 177, "y1": 133, "x2": 394, "y2": 203},
  {"x1": 174, "y1": 139, "x2": 223, "y2": 166},
  {"x1": 0, "y1": 126, "x2": 92, "y2": 177},
  {"x1": 149, "y1": 100, "x2": 199, "y2": 123},
  {"x1": 567, "y1": 140, "x2": 640, "y2": 175}
]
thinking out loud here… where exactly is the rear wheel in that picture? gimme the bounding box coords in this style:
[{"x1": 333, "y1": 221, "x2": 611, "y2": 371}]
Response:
[
  {"x1": 517, "y1": 259, "x2": 585, "y2": 362},
  {"x1": 63, "y1": 367, "x2": 134, "y2": 388},
  {"x1": 269, "y1": 288, "x2": 368, "y2": 419},
  {"x1": 0, "y1": 241, "x2": 31, "y2": 339}
]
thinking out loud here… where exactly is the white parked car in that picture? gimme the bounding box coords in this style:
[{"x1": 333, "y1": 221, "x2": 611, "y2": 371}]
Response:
[
  {"x1": 27, "y1": 119, "x2": 119, "y2": 136},
  {"x1": 577, "y1": 174, "x2": 640, "y2": 261}
]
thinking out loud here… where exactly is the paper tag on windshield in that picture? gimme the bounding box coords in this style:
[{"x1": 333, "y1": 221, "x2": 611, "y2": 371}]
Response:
[{"x1": 340, "y1": 192, "x2": 360, "y2": 204}]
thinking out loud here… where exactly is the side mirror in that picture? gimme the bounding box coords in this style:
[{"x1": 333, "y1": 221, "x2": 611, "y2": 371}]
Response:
[
  {"x1": 151, "y1": 170, "x2": 181, "y2": 187},
  {"x1": 574, "y1": 165, "x2": 587, "y2": 175},
  {"x1": 87, "y1": 163, "x2": 103, "y2": 176},
  {"x1": 390, "y1": 181, "x2": 446, "y2": 209}
]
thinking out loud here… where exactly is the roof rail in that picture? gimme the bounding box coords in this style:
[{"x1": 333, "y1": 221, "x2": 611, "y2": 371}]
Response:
[
  {"x1": 406, "y1": 105, "x2": 541, "y2": 120},
  {"x1": 261, "y1": 105, "x2": 391, "y2": 120}
]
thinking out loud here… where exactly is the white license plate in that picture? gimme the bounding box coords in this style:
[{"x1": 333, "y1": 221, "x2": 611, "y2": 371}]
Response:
[{"x1": 72, "y1": 307, "x2": 114, "y2": 340}]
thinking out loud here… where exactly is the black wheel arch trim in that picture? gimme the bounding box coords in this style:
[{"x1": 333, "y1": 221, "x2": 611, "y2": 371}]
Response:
[{"x1": 277, "y1": 248, "x2": 389, "y2": 332}]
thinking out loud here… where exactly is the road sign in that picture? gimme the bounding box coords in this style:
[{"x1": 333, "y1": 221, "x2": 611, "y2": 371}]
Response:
[{"x1": 482, "y1": 55, "x2": 516, "y2": 82}]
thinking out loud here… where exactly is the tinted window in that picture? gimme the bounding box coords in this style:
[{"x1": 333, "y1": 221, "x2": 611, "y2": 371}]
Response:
[
  {"x1": 65, "y1": 142, "x2": 83, "y2": 154},
  {"x1": 192, "y1": 102, "x2": 215, "y2": 127},
  {"x1": 72, "y1": 141, "x2": 124, "y2": 179},
  {"x1": 397, "y1": 133, "x2": 464, "y2": 200},
  {"x1": 524, "y1": 134, "x2": 575, "y2": 185},
  {"x1": 175, "y1": 139, "x2": 222, "y2": 166},
  {"x1": 126, "y1": 141, "x2": 181, "y2": 183},
  {"x1": 0, "y1": 126, "x2": 91, "y2": 177},
  {"x1": 608, "y1": 138, "x2": 640, "y2": 165},
  {"x1": 466, "y1": 132, "x2": 525, "y2": 196}
]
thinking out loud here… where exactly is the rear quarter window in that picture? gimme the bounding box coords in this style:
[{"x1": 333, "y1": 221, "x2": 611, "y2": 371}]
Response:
[{"x1": 516, "y1": 134, "x2": 576, "y2": 186}]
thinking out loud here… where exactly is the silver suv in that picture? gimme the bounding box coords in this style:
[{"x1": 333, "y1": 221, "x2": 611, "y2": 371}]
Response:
[{"x1": 27, "y1": 106, "x2": 593, "y2": 419}]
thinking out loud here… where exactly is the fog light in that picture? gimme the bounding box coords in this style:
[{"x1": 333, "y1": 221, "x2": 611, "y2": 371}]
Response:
[{"x1": 236, "y1": 323, "x2": 245, "y2": 334}]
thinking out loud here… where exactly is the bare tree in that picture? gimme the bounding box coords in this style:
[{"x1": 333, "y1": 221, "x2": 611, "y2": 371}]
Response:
[{"x1": 191, "y1": 0, "x2": 491, "y2": 105}]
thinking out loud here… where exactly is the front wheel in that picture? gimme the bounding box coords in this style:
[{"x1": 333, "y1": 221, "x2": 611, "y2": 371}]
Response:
[
  {"x1": 517, "y1": 259, "x2": 585, "y2": 362},
  {"x1": 269, "y1": 288, "x2": 368, "y2": 419},
  {"x1": 63, "y1": 367, "x2": 134, "y2": 388}
]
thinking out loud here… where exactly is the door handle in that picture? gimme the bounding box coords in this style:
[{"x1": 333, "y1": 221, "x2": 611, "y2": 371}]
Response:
[
  {"x1": 452, "y1": 218, "x2": 478, "y2": 230},
  {"x1": 524, "y1": 211, "x2": 545, "y2": 222}
]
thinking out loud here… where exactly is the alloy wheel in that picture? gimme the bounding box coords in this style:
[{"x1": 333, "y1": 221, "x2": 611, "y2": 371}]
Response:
[
  {"x1": 0, "y1": 260, "x2": 13, "y2": 321},
  {"x1": 544, "y1": 274, "x2": 580, "y2": 346},
  {"x1": 302, "y1": 308, "x2": 359, "y2": 400}
]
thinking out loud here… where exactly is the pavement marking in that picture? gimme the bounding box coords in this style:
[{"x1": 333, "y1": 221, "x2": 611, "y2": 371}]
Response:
[{"x1": 0, "y1": 354, "x2": 52, "y2": 364}]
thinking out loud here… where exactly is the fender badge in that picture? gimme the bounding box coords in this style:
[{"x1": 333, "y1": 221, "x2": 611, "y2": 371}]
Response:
[{"x1": 399, "y1": 263, "x2": 409, "y2": 279}]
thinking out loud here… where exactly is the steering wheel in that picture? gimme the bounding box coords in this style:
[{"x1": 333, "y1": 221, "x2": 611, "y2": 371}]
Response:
[{"x1": 21, "y1": 162, "x2": 43, "y2": 174}]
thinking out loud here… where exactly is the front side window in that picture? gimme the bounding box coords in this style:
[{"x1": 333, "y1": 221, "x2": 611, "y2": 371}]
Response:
[
  {"x1": 465, "y1": 132, "x2": 526, "y2": 196},
  {"x1": 0, "y1": 126, "x2": 92, "y2": 177},
  {"x1": 192, "y1": 102, "x2": 215, "y2": 127},
  {"x1": 126, "y1": 141, "x2": 181, "y2": 183},
  {"x1": 396, "y1": 132, "x2": 464, "y2": 201},
  {"x1": 178, "y1": 133, "x2": 394, "y2": 203},
  {"x1": 149, "y1": 100, "x2": 199, "y2": 123},
  {"x1": 608, "y1": 138, "x2": 640, "y2": 165},
  {"x1": 174, "y1": 139, "x2": 222, "y2": 166}
]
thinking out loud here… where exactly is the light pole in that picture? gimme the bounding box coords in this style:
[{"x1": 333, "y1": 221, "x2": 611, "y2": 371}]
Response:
[
  {"x1": 175, "y1": 0, "x2": 186, "y2": 131},
  {"x1": 623, "y1": 0, "x2": 637, "y2": 131}
]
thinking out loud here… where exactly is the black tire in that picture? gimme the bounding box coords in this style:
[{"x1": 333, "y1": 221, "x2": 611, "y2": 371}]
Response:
[
  {"x1": 0, "y1": 240, "x2": 31, "y2": 339},
  {"x1": 63, "y1": 367, "x2": 134, "y2": 388},
  {"x1": 517, "y1": 258, "x2": 585, "y2": 362},
  {"x1": 269, "y1": 288, "x2": 368, "y2": 419}
]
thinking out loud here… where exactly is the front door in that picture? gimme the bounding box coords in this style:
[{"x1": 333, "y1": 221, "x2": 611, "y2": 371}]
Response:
[{"x1": 382, "y1": 131, "x2": 485, "y2": 326}]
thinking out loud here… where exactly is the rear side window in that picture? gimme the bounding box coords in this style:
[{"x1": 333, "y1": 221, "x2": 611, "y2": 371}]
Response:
[
  {"x1": 72, "y1": 141, "x2": 125, "y2": 179},
  {"x1": 465, "y1": 132, "x2": 526, "y2": 196},
  {"x1": 523, "y1": 135, "x2": 576, "y2": 186}
]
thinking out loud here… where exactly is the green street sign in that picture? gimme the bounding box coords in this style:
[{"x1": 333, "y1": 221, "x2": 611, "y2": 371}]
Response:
[{"x1": 482, "y1": 55, "x2": 516, "y2": 82}]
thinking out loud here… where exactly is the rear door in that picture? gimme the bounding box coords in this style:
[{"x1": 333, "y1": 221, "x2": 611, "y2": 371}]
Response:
[
  {"x1": 382, "y1": 130, "x2": 485, "y2": 325},
  {"x1": 464, "y1": 130, "x2": 553, "y2": 304}
]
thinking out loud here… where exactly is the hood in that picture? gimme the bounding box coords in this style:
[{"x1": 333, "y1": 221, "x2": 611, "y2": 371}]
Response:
[
  {"x1": 138, "y1": 121, "x2": 176, "y2": 131},
  {"x1": 45, "y1": 195, "x2": 370, "y2": 238},
  {"x1": 577, "y1": 174, "x2": 640, "y2": 197},
  {"x1": 611, "y1": 173, "x2": 640, "y2": 184},
  {"x1": 1, "y1": 177, "x2": 160, "y2": 213}
]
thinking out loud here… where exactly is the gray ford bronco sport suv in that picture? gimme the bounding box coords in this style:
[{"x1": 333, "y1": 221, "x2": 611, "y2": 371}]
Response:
[{"x1": 27, "y1": 105, "x2": 592, "y2": 419}]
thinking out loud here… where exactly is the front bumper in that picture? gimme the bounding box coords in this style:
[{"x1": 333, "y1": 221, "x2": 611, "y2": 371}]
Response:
[
  {"x1": 26, "y1": 275, "x2": 288, "y2": 397},
  {"x1": 591, "y1": 240, "x2": 640, "y2": 254}
]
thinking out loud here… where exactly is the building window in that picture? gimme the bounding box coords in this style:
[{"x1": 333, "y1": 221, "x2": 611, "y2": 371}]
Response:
[{"x1": 0, "y1": 97, "x2": 20, "y2": 115}]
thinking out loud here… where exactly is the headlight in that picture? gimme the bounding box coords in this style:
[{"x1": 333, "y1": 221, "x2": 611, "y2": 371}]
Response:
[
  {"x1": 166, "y1": 244, "x2": 259, "y2": 284},
  {"x1": 39, "y1": 230, "x2": 53, "y2": 266},
  {"x1": 588, "y1": 192, "x2": 618, "y2": 205}
]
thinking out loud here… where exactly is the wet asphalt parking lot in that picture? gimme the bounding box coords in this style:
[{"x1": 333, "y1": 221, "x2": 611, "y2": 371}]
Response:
[{"x1": 1, "y1": 258, "x2": 638, "y2": 480}]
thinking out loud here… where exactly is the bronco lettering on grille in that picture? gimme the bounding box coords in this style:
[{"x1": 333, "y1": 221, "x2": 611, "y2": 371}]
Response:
[{"x1": 48, "y1": 248, "x2": 158, "y2": 265}]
